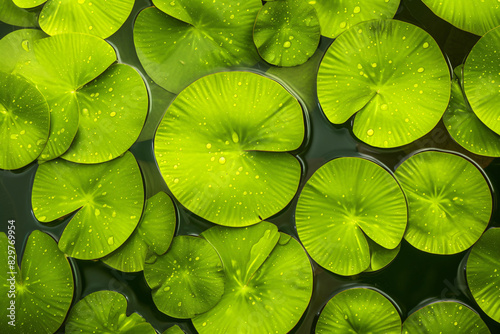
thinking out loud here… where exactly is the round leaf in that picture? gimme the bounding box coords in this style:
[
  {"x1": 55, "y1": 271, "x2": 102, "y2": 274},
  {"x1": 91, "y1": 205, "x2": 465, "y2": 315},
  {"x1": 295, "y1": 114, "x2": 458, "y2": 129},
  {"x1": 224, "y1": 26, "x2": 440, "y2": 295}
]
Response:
[
  {"x1": 253, "y1": 0, "x2": 320, "y2": 67},
  {"x1": 467, "y1": 228, "x2": 500, "y2": 322},
  {"x1": 65, "y1": 290, "x2": 156, "y2": 333},
  {"x1": 31, "y1": 151, "x2": 144, "y2": 259},
  {"x1": 154, "y1": 71, "x2": 304, "y2": 227},
  {"x1": 0, "y1": 0, "x2": 39, "y2": 27},
  {"x1": 134, "y1": 0, "x2": 262, "y2": 93},
  {"x1": 395, "y1": 150, "x2": 492, "y2": 254},
  {"x1": 310, "y1": 0, "x2": 400, "y2": 38},
  {"x1": 317, "y1": 19, "x2": 451, "y2": 148},
  {"x1": 0, "y1": 72, "x2": 49, "y2": 170},
  {"x1": 422, "y1": 0, "x2": 500, "y2": 36},
  {"x1": 402, "y1": 301, "x2": 490, "y2": 333},
  {"x1": 144, "y1": 235, "x2": 225, "y2": 319},
  {"x1": 0, "y1": 231, "x2": 74, "y2": 334},
  {"x1": 464, "y1": 25, "x2": 500, "y2": 135},
  {"x1": 315, "y1": 288, "x2": 401, "y2": 333},
  {"x1": 193, "y1": 222, "x2": 313, "y2": 334},
  {"x1": 296, "y1": 157, "x2": 407, "y2": 276},
  {"x1": 102, "y1": 191, "x2": 177, "y2": 272}
]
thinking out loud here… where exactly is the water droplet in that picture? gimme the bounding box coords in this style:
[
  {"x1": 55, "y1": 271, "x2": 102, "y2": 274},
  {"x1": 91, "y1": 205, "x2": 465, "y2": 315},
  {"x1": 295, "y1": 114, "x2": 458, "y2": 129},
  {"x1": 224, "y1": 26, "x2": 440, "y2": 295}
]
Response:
[
  {"x1": 423, "y1": 42, "x2": 429, "y2": 49},
  {"x1": 88, "y1": 26, "x2": 93, "y2": 30},
  {"x1": 170, "y1": 0, "x2": 175, "y2": 5},
  {"x1": 283, "y1": 41, "x2": 291, "y2": 48},
  {"x1": 232, "y1": 132, "x2": 239, "y2": 143},
  {"x1": 95, "y1": 209, "x2": 100, "y2": 216},
  {"x1": 219, "y1": 157, "x2": 226, "y2": 164},
  {"x1": 110, "y1": 112, "x2": 116, "y2": 117},
  {"x1": 367, "y1": 129, "x2": 374, "y2": 136},
  {"x1": 339, "y1": 21, "x2": 347, "y2": 29},
  {"x1": 353, "y1": 6, "x2": 361, "y2": 13},
  {"x1": 380, "y1": 104, "x2": 388, "y2": 111},
  {"x1": 107, "y1": 236, "x2": 114, "y2": 245},
  {"x1": 178, "y1": 302, "x2": 182, "y2": 307},
  {"x1": 206, "y1": 143, "x2": 212, "y2": 149},
  {"x1": 164, "y1": 286, "x2": 171, "y2": 291},
  {"x1": 173, "y1": 178, "x2": 179, "y2": 184},
  {"x1": 371, "y1": 63, "x2": 377, "y2": 68},
  {"x1": 78, "y1": 0, "x2": 85, "y2": 3},
  {"x1": 21, "y1": 40, "x2": 30, "y2": 52},
  {"x1": 417, "y1": 67, "x2": 424, "y2": 73}
]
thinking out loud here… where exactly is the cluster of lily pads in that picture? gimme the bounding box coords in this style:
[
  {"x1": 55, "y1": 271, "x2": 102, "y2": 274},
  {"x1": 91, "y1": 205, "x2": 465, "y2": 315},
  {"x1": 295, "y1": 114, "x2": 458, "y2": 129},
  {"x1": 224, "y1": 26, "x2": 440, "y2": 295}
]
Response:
[{"x1": 1, "y1": 0, "x2": 500, "y2": 333}]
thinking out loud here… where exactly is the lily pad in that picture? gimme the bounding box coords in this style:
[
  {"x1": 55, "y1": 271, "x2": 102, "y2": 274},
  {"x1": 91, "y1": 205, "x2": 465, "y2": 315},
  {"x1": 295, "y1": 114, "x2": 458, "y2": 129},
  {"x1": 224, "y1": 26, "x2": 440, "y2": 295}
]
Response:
[
  {"x1": 466, "y1": 227, "x2": 500, "y2": 322},
  {"x1": 395, "y1": 150, "x2": 492, "y2": 254},
  {"x1": 309, "y1": 0, "x2": 400, "y2": 38},
  {"x1": 134, "y1": 0, "x2": 262, "y2": 93},
  {"x1": 402, "y1": 301, "x2": 490, "y2": 333},
  {"x1": 0, "y1": 29, "x2": 48, "y2": 75},
  {"x1": 192, "y1": 222, "x2": 313, "y2": 334},
  {"x1": 295, "y1": 157, "x2": 407, "y2": 276},
  {"x1": 315, "y1": 288, "x2": 401, "y2": 333},
  {"x1": 144, "y1": 235, "x2": 225, "y2": 319},
  {"x1": 317, "y1": 19, "x2": 450, "y2": 148},
  {"x1": 65, "y1": 290, "x2": 156, "y2": 333},
  {"x1": 12, "y1": 0, "x2": 45, "y2": 8},
  {"x1": 444, "y1": 66, "x2": 500, "y2": 157},
  {"x1": 154, "y1": 71, "x2": 304, "y2": 227},
  {"x1": 253, "y1": 0, "x2": 320, "y2": 67},
  {"x1": 0, "y1": 230, "x2": 74, "y2": 334},
  {"x1": 163, "y1": 325, "x2": 185, "y2": 334},
  {"x1": 31, "y1": 151, "x2": 144, "y2": 259},
  {"x1": 421, "y1": 0, "x2": 500, "y2": 36},
  {"x1": 0, "y1": 71, "x2": 49, "y2": 170},
  {"x1": 102, "y1": 191, "x2": 177, "y2": 272},
  {"x1": 0, "y1": 0, "x2": 39, "y2": 27},
  {"x1": 464, "y1": 25, "x2": 500, "y2": 135}
]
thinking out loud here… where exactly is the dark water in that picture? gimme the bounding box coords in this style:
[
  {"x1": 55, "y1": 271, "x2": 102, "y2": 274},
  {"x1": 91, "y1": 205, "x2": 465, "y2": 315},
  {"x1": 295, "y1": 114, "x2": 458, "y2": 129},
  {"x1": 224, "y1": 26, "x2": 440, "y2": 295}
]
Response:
[{"x1": 1, "y1": 0, "x2": 499, "y2": 333}]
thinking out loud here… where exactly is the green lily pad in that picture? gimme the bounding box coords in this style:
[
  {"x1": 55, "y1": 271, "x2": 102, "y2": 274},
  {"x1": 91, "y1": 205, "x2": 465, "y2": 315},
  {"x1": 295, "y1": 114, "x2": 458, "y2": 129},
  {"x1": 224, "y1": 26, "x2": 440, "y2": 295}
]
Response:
[
  {"x1": 31, "y1": 151, "x2": 144, "y2": 259},
  {"x1": 154, "y1": 71, "x2": 304, "y2": 227},
  {"x1": 296, "y1": 157, "x2": 407, "y2": 276},
  {"x1": 309, "y1": 0, "x2": 400, "y2": 38},
  {"x1": 366, "y1": 240, "x2": 401, "y2": 273},
  {"x1": 315, "y1": 288, "x2": 401, "y2": 333},
  {"x1": 102, "y1": 191, "x2": 177, "y2": 272},
  {"x1": 253, "y1": 0, "x2": 320, "y2": 67},
  {"x1": 0, "y1": 29, "x2": 48, "y2": 75},
  {"x1": 65, "y1": 290, "x2": 156, "y2": 333},
  {"x1": 0, "y1": 230, "x2": 74, "y2": 334},
  {"x1": 467, "y1": 227, "x2": 500, "y2": 322},
  {"x1": 317, "y1": 19, "x2": 450, "y2": 148},
  {"x1": 421, "y1": 0, "x2": 500, "y2": 36},
  {"x1": 395, "y1": 150, "x2": 492, "y2": 254},
  {"x1": 0, "y1": 72, "x2": 49, "y2": 170},
  {"x1": 144, "y1": 235, "x2": 225, "y2": 319},
  {"x1": 192, "y1": 222, "x2": 313, "y2": 334},
  {"x1": 444, "y1": 66, "x2": 500, "y2": 157},
  {"x1": 0, "y1": 0, "x2": 39, "y2": 27},
  {"x1": 402, "y1": 301, "x2": 490, "y2": 333},
  {"x1": 464, "y1": 25, "x2": 500, "y2": 135},
  {"x1": 134, "y1": 0, "x2": 262, "y2": 93},
  {"x1": 12, "y1": 0, "x2": 45, "y2": 8},
  {"x1": 163, "y1": 325, "x2": 185, "y2": 334}
]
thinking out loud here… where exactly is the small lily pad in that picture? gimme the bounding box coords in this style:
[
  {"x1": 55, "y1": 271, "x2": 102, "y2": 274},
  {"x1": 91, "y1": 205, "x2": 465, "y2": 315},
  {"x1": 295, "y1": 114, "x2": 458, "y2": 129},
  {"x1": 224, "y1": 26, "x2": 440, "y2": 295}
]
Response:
[
  {"x1": 0, "y1": 71, "x2": 49, "y2": 170},
  {"x1": 444, "y1": 66, "x2": 500, "y2": 157},
  {"x1": 315, "y1": 288, "x2": 401, "y2": 333},
  {"x1": 65, "y1": 290, "x2": 156, "y2": 333},
  {"x1": 395, "y1": 150, "x2": 492, "y2": 254},
  {"x1": 192, "y1": 222, "x2": 313, "y2": 334},
  {"x1": 464, "y1": 25, "x2": 500, "y2": 135},
  {"x1": 422, "y1": 0, "x2": 500, "y2": 36},
  {"x1": 144, "y1": 235, "x2": 225, "y2": 319},
  {"x1": 163, "y1": 325, "x2": 185, "y2": 334},
  {"x1": 134, "y1": 0, "x2": 262, "y2": 93},
  {"x1": 31, "y1": 151, "x2": 144, "y2": 259},
  {"x1": 154, "y1": 71, "x2": 304, "y2": 227},
  {"x1": 296, "y1": 157, "x2": 407, "y2": 276},
  {"x1": 466, "y1": 228, "x2": 500, "y2": 322},
  {"x1": 0, "y1": 230, "x2": 74, "y2": 333},
  {"x1": 310, "y1": 0, "x2": 400, "y2": 38},
  {"x1": 402, "y1": 301, "x2": 490, "y2": 333},
  {"x1": 253, "y1": 0, "x2": 320, "y2": 67},
  {"x1": 317, "y1": 19, "x2": 450, "y2": 148},
  {"x1": 0, "y1": 0, "x2": 39, "y2": 27},
  {"x1": 102, "y1": 191, "x2": 177, "y2": 272}
]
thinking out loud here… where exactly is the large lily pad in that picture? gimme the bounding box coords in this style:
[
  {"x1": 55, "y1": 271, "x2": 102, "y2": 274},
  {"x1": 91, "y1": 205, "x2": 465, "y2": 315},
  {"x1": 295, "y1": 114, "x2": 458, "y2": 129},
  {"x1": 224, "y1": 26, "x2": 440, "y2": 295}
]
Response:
[
  {"x1": 0, "y1": 231, "x2": 74, "y2": 334},
  {"x1": 154, "y1": 71, "x2": 304, "y2": 227},
  {"x1": 464, "y1": 25, "x2": 500, "y2": 135},
  {"x1": 444, "y1": 66, "x2": 500, "y2": 157},
  {"x1": 144, "y1": 235, "x2": 225, "y2": 319},
  {"x1": 31, "y1": 151, "x2": 144, "y2": 259},
  {"x1": 422, "y1": 0, "x2": 500, "y2": 36},
  {"x1": 466, "y1": 228, "x2": 500, "y2": 322},
  {"x1": 65, "y1": 290, "x2": 156, "y2": 333},
  {"x1": 0, "y1": 0, "x2": 39, "y2": 27},
  {"x1": 0, "y1": 71, "x2": 49, "y2": 170},
  {"x1": 402, "y1": 301, "x2": 490, "y2": 333},
  {"x1": 310, "y1": 0, "x2": 400, "y2": 38},
  {"x1": 253, "y1": 0, "x2": 320, "y2": 67},
  {"x1": 134, "y1": 0, "x2": 262, "y2": 93},
  {"x1": 395, "y1": 150, "x2": 492, "y2": 254},
  {"x1": 317, "y1": 19, "x2": 450, "y2": 148},
  {"x1": 296, "y1": 157, "x2": 407, "y2": 276},
  {"x1": 315, "y1": 288, "x2": 401, "y2": 333},
  {"x1": 192, "y1": 222, "x2": 313, "y2": 334}
]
